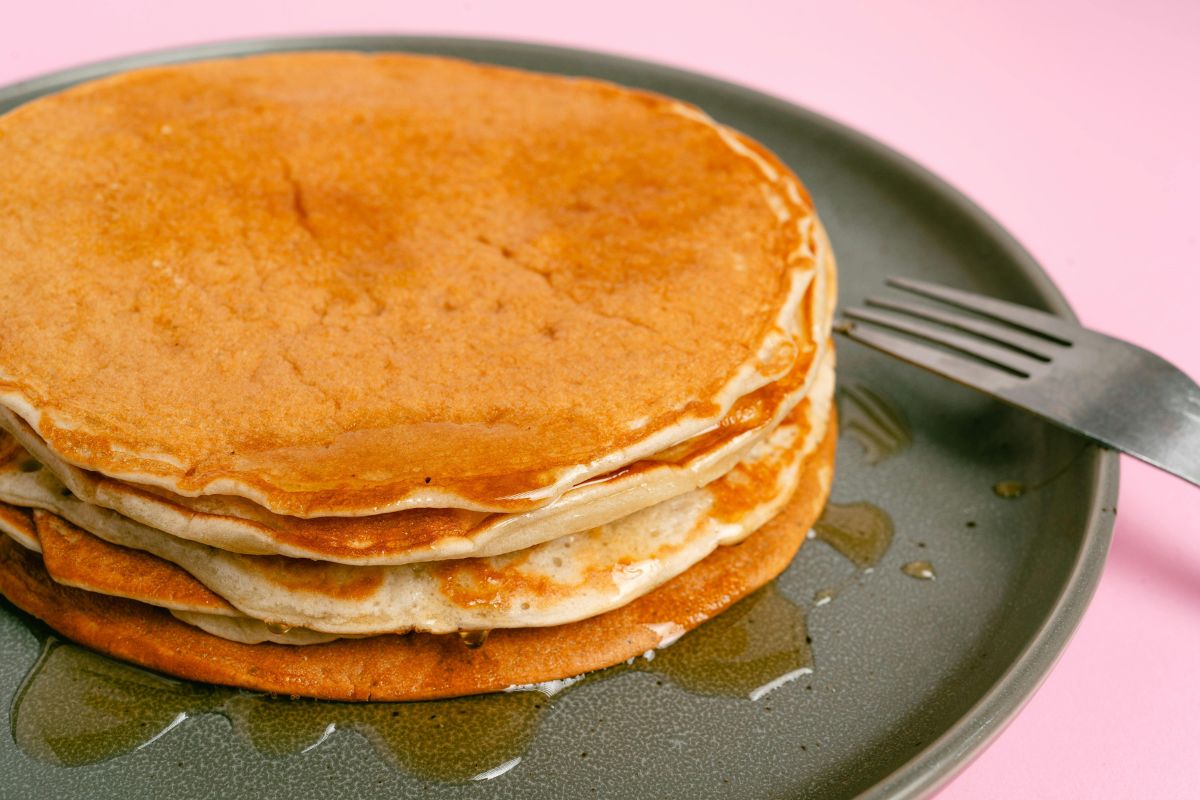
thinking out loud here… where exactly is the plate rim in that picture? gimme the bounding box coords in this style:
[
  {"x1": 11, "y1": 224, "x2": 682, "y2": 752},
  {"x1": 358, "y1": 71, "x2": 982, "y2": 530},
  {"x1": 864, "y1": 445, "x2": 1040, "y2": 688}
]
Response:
[{"x1": 0, "y1": 34, "x2": 1120, "y2": 800}]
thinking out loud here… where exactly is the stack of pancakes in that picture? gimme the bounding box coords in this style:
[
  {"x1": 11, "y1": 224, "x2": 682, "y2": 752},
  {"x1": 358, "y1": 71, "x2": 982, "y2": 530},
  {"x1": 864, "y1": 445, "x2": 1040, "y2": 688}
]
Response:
[{"x1": 0, "y1": 53, "x2": 837, "y2": 701}]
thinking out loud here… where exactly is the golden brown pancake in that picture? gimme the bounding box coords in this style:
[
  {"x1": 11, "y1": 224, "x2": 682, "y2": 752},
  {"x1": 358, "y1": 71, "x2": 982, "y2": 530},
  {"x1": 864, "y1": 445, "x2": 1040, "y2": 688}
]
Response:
[
  {"x1": 0, "y1": 52, "x2": 828, "y2": 516},
  {"x1": 0, "y1": 500, "x2": 36, "y2": 552},
  {"x1": 32, "y1": 510, "x2": 236, "y2": 616},
  {"x1": 0, "y1": 380, "x2": 830, "y2": 638},
  {"x1": 0, "y1": 342, "x2": 833, "y2": 564},
  {"x1": 0, "y1": 51, "x2": 840, "y2": 702},
  {"x1": 0, "y1": 415, "x2": 835, "y2": 701}
]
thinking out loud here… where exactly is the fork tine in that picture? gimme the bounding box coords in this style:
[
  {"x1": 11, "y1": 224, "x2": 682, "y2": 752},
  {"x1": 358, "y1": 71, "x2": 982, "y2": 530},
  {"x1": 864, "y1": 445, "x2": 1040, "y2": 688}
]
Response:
[
  {"x1": 864, "y1": 296, "x2": 1057, "y2": 361},
  {"x1": 843, "y1": 306, "x2": 1037, "y2": 377},
  {"x1": 835, "y1": 319, "x2": 1027, "y2": 392},
  {"x1": 886, "y1": 277, "x2": 1074, "y2": 345}
]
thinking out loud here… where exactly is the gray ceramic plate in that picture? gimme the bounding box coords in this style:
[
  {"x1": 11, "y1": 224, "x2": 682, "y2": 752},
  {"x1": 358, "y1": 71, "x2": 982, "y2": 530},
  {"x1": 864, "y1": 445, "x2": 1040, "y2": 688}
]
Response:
[{"x1": 0, "y1": 37, "x2": 1117, "y2": 800}]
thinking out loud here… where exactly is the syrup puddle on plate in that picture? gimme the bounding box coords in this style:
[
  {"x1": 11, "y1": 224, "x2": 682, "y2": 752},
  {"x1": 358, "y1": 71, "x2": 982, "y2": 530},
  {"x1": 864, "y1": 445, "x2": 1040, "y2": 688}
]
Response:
[
  {"x1": 9, "y1": 540, "x2": 895, "y2": 780},
  {"x1": 812, "y1": 502, "x2": 894, "y2": 568},
  {"x1": 10, "y1": 639, "x2": 547, "y2": 781},
  {"x1": 837, "y1": 383, "x2": 911, "y2": 465},
  {"x1": 11, "y1": 583, "x2": 818, "y2": 779},
  {"x1": 10, "y1": 385, "x2": 907, "y2": 781}
]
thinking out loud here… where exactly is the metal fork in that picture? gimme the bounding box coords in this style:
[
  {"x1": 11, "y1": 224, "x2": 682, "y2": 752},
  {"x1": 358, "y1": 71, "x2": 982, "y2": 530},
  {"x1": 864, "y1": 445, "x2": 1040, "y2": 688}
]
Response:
[{"x1": 835, "y1": 277, "x2": 1200, "y2": 486}]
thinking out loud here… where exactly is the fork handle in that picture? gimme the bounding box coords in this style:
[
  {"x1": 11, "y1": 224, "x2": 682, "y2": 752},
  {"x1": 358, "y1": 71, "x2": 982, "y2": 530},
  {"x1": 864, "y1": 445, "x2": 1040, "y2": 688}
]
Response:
[
  {"x1": 1091, "y1": 372, "x2": 1200, "y2": 487},
  {"x1": 1153, "y1": 392, "x2": 1200, "y2": 486}
]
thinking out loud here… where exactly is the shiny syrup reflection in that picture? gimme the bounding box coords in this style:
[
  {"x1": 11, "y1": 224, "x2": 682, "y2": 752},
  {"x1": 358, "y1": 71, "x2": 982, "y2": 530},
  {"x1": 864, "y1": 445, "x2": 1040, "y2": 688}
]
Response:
[
  {"x1": 812, "y1": 502, "x2": 894, "y2": 568},
  {"x1": 837, "y1": 383, "x2": 911, "y2": 465},
  {"x1": 11, "y1": 639, "x2": 546, "y2": 779}
]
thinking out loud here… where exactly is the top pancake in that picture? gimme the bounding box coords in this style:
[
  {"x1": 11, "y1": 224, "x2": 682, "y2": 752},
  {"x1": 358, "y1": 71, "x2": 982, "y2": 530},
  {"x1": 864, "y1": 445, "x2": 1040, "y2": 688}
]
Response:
[{"x1": 0, "y1": 52, "x2": 824, "y2": 516}]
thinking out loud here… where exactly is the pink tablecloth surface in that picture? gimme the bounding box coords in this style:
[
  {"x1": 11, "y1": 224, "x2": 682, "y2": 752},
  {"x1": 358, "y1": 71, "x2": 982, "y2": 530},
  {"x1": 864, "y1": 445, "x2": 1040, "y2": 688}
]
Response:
[{"x1": 2, "y1": 2, "x2": 1197, "y2": 796}]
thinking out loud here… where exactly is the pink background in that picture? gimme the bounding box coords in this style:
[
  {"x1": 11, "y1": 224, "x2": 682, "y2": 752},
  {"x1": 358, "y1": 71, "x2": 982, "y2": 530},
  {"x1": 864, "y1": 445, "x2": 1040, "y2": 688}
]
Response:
[{"x1": 2, "y1": 1, "x2": 1197, "y2": 796}]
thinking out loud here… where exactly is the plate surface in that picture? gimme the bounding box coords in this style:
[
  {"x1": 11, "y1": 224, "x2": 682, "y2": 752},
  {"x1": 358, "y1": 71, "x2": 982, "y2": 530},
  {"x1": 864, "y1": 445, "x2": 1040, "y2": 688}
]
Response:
[{"x1": 0, "y1": 37, "x2": 1116, "y2": 800}]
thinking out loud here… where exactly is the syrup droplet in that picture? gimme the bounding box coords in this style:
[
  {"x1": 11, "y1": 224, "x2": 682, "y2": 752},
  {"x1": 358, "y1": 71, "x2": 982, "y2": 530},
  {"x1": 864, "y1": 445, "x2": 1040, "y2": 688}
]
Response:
[
  {"x1": 901, "y1": 561, "x2": 936, "y2": 581},
  {"x1": 265, "y1": 621, "x2": 293, "y2": 635},
  {"x1": 991, "y1": 444, "x2": 1090, "y2": 499},
  {"x1": 993, "y1": 480, "x2": 1025, "y2": 498},
  {"x1": 458, "y1": 629, "x2": 489, "y2": 648},
  {"x1": 812, "y1": 502, "x2": 894, "y2": 568},
  {"x1": 812, "y1": 588, "x2": 835, "y2": 607}
]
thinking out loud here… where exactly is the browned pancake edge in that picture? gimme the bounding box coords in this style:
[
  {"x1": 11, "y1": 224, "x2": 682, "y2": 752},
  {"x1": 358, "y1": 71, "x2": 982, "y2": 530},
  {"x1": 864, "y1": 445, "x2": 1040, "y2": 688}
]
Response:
[{"x1": 0, "y1": 414, "x2": 834, "y2": 701}]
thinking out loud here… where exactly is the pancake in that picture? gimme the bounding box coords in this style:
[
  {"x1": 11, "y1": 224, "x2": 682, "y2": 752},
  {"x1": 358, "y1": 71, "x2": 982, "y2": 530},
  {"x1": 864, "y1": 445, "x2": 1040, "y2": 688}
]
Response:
[
  {"x1": 0, "y1": 51, "x2": 830, "y2": 517},
  {"x1": 0, "y1": 501, "x2": 37, "y2": 552},
  {"x1": 0, "y1": 343, "x2": 833, "y2": 564},
  {"x1": 0, "y1": 51, "x2": 840, "y2": 702},
  {"x1": 0, "y1": 380, "x2": 831, "y2": 636},
  {"x1": 0, "y1": 413, "x2": 836, "y2": 701},
  {"x1": 0, "y1": 507, "x2": 341, "y2": 645},
  {"x1": 31, "y1": 510, "x2": 237, "y2": 617},
  {"x1": 169, "y1": 611, "x2": 349, "y2": 646}
]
